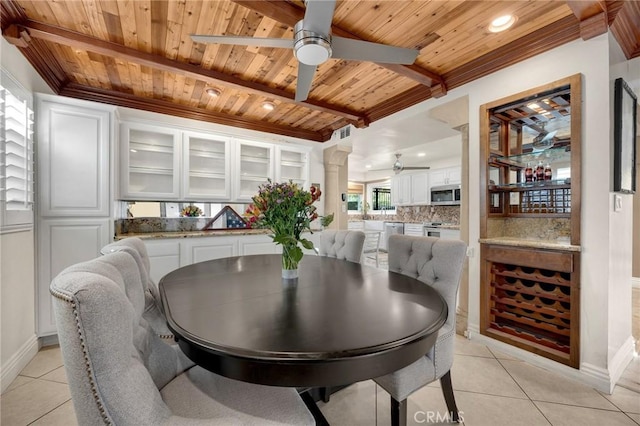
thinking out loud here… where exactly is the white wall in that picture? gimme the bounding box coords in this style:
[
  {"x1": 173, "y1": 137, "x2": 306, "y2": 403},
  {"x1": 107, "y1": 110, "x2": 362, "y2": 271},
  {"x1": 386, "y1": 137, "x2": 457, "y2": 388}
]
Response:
[{"x1": 0, "y1": 38, "x2": 54, "y2": 391}]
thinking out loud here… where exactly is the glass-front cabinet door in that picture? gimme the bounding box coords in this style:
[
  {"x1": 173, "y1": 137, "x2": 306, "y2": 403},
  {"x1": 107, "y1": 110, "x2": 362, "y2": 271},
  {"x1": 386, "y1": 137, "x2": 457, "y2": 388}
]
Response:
[
  {"x1": 183, "y1": 132, "x2": 230, "y2": 200},
  {"x1": 235, "y1": 140, "x2": 273, "y2": 202},
  {"x1": 120, "y1": 122, "x2": 180, "y2": 200},
  {"x1": 276, "y1": 146, "x2": 309, "y2": 188}
]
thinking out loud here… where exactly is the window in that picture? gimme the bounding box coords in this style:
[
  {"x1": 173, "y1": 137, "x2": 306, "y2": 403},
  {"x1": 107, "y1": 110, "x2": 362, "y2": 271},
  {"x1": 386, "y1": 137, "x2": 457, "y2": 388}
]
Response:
[
  {"x1": 372, "y1": 187, "x2": 393, "y2": 210},
  {"x1": 347, "y1": 194, "x2": 361, "y2": 211},
  {"x1": 0, "y1": 74, "x2": 34, "y2": 232}
]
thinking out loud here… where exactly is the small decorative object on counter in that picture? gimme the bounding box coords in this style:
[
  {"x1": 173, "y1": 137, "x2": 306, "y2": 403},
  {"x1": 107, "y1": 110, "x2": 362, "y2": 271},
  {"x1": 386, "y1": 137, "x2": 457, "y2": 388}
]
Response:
[
  {"x1": 525, "y1": 162, "x2": 533, "y2": 183},
  {"x1": 180, "y1": 205, "x2": 203, "y2": 217},
  {"x1": 544, "y1": 163, "x2": 552, "y2": 181},
  {"x1": 535, "y1": 160, "x2": 545, "y2": 182},
  {"x1": 244, "y1": 180, "x2": 321, "y2": 280}
]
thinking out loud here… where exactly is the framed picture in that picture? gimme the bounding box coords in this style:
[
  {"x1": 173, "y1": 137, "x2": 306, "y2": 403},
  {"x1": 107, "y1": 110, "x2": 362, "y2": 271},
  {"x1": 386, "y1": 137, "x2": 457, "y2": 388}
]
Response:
[{"x1": 613, "y1": 78, "x2": 638, "y2": 193}]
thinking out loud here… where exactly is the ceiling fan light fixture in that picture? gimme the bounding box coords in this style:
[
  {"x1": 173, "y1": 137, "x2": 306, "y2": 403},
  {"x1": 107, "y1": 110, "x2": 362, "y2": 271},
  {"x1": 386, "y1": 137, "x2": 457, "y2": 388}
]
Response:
[
  {"x1": 293, "y1": 20, "x2": 332, "y2": 65},
  {"x1": 488, "y1": 14, "x2": 517, "y2": 33}
]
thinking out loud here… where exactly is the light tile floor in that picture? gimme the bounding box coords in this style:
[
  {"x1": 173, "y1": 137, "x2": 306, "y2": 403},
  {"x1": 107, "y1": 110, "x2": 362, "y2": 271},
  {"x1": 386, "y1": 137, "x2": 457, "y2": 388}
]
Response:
[{"x1": 2, "y1": 337, "x2": 638, "y2": 425}]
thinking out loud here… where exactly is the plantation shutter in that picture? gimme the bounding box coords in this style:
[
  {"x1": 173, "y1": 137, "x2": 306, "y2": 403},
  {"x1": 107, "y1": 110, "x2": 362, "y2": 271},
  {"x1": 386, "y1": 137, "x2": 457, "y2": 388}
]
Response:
[{"x1": 0, "y1": 71, "x2": 34, "y2": 231}]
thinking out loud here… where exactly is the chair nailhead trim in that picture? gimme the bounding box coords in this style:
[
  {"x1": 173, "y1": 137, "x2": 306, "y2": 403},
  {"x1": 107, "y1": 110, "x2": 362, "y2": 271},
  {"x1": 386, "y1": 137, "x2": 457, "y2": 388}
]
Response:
[{"x1": 50, "y1": 288, "x2": 114, "y2": 425}]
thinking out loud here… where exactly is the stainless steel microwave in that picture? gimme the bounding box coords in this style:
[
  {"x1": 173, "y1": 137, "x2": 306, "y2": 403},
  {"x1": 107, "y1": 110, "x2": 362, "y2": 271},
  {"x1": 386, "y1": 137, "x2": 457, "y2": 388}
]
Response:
[{"x1": 430, "y1": 184, "x2": 461, "y2": 205}]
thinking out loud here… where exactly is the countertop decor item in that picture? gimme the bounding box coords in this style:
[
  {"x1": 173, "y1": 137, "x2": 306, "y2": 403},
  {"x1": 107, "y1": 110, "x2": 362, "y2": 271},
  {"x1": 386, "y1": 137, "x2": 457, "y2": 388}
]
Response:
[
  {"x1": 180, "y1": 205, "x2": 203, "y2": 217},
  {"x1": 244, "y1": 180, "x2": 321, "y2": 279}
]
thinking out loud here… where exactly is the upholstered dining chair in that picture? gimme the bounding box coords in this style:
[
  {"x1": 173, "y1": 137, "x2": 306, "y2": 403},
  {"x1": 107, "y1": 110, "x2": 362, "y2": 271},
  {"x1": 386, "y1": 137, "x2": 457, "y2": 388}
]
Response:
[
  {"x1": 50, "y1": 251, "x2": 314, "y2": 425},
  {"x1": 100, "y1": 237, "x2": 172, "y2": 339},
  {"x1": 362, "y1": 230, "x2": 382, "y2": 268},
  {"x1": 318, "y1": 229, "x2": 366, "y2": 263},
  {"x1": 374, "y1": 235, "x2": 467, "y2": 426}
]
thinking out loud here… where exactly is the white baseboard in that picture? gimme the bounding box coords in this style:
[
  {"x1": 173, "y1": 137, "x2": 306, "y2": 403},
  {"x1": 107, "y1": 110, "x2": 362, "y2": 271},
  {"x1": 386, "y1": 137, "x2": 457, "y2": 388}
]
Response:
[
  {"x1": 467, "y1": 331, "x2": 613, "y2": 393},
  {"x1": 632, "y1": 277, "x2": 640, "y2": 289},
  {"x1": 0, "y1": 334, "x2": 39, "y2": 393},
  {"x1": 607, "y1": 336, "x2": 636, "y2": 393}
]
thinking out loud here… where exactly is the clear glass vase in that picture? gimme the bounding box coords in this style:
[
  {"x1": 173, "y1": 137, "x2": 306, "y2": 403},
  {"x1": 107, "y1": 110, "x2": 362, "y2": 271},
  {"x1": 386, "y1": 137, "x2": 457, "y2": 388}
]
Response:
[{"x1": 281, "y1": 244, "x2": 300, "y2": 280}]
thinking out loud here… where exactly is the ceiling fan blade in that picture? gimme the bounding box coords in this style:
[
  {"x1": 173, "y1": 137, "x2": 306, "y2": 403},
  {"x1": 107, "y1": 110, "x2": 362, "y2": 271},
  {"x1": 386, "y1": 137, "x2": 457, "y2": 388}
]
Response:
[
  {"x1": 402, "y1": 166, "x2": 431, "y2": 170},
  {"x1": 332, "y1": 36, "x2": 419, "y2": 64},
  {"x1": 295, "y1": 63, "x2": 317, "y2": 102},
  {"x1": 302, "y1": 0, "x2": 337, "y2": 34},
  {"x1": 190, "y1": 35, "x2": 292, "y2": 49}
]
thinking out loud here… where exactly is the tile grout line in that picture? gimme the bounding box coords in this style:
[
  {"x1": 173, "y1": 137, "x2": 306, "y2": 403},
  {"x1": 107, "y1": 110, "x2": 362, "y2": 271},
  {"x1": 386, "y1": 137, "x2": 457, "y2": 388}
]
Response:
[
  {"x1": 26, "y1": 395, "x2": 73, "y2": 426},
  {"x1": 492, "y1": 356, "x2": 554, "y2": 425}
]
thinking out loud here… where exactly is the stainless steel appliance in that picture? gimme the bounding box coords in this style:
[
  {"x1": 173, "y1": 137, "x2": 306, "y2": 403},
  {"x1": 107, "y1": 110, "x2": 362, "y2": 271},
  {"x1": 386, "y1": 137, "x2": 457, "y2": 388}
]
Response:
[
  {"x1": 383, "y1": 222, "x2": 404, "y2": 251},
  {"x1": 430, "y1": 184, "x2": 461, "y2": 205}
]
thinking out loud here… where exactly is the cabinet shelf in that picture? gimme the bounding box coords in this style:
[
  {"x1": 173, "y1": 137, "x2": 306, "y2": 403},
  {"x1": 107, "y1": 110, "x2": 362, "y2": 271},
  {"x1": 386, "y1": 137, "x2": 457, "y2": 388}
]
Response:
[
  {"x1": 489, "y1": 180, "x2": 570, "y2": 191},
  {"x1": 130, "y1": 141, "x2": 174, "y2": 154},
  {"x1": 130, "y1": 166, "x2": 173, "y2": 176},
  {"x1": 241, "y1": 155, "x2": 270, "y2": 164},
  {"x1": 489, "y1": 146, "x2": 571, "y2": 169},
  {"x1": 190, "y1": 149, "x2": 225, "y2": 159},
  {"x1": 189, "y1": 171, "x2": 226, "y2": 179}
]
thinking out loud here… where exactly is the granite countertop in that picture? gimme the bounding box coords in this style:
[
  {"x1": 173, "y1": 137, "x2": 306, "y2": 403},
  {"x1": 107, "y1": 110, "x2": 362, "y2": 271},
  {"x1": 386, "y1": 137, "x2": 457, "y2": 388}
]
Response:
[
  {"x1": 115, "y1": 229, "x2": 272, "y2": 240},
  {"x1": 479, "y1": 237, "x2": 580, "y2": 252}
]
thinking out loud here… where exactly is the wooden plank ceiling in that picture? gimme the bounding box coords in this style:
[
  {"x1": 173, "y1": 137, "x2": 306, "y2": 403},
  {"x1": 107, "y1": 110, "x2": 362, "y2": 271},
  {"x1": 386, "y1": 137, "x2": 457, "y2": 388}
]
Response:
[{"x1": 2, "y1": 0, "x2": 638, "y2": 142}]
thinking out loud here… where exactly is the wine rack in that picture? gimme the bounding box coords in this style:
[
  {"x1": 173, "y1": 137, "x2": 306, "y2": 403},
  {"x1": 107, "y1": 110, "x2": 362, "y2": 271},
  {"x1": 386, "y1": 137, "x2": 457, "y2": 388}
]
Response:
[
  {"x1": 481, "y1": 244, "x2": 580, "y2": 368},
  {"x1": 488, "y1": 183, "x2": 571, "y2": 217}
]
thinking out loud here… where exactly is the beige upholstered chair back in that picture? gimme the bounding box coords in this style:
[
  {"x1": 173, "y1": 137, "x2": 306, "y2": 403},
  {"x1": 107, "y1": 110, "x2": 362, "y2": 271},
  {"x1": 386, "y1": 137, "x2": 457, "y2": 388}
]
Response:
[{"x1": 318, "y1": 230, "x2": 366, "y2": 263}]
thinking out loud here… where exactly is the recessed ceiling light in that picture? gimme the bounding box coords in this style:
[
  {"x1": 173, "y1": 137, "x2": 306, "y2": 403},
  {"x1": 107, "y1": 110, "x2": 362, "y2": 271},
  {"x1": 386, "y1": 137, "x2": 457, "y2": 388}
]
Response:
[
  {"x1": 206, "y1": 88, "x2": 221, "y2": 97},
  {"x1": 488, "y1": 14, "x2": 517, "y2": 33},
  {"x1": 527, "y1": 103, "x2": 540, "y2": 110},
  {"x1": 417, "y1": 152, "x2": 426, "y2": 157},
  {"x1": 365, "y1": 164, "x2": 372, "y2": 169},
  {"x1": 262, "y1": 101, "x2": 275, "y2": 111}
]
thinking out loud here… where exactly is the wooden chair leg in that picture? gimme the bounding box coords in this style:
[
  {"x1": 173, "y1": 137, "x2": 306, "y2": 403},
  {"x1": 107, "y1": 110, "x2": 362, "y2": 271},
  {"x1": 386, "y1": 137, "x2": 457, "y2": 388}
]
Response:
[
  {"x1": 439, "y1": 370, "x2": 460, "y2": 423},
  {"x1": 390, "y1": 396, "x2": 407, "y2": 426}
]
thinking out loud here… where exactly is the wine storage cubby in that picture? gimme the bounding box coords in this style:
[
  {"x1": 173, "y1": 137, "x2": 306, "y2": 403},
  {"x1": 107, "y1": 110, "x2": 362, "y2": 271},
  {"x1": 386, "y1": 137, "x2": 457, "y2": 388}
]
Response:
[{"x1": 481, "y1": 244, "x2": 580, "y2": 368}]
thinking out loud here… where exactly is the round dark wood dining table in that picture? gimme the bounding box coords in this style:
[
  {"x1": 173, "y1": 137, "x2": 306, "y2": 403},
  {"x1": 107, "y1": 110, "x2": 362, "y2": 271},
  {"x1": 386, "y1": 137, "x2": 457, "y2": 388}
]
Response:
[{"x1": 159, "y1": 254, "x2": 447, "y2": 389}]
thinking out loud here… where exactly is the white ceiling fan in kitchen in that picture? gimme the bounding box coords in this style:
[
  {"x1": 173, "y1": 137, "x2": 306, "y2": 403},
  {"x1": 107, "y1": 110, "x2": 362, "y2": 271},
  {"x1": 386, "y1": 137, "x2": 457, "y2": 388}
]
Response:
[{"x1": 372, "y1": 153, "x2": 431, "y2": 174}]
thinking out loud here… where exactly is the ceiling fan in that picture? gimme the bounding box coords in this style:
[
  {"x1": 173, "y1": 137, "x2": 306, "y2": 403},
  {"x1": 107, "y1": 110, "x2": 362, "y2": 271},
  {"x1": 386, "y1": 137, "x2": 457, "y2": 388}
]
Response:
[
  {"x1": 372, "y1": 153, "x2": 431, "y2": 174},
  {"x1": 191, "y1": 0, "x2": 419, "y2": 102}
]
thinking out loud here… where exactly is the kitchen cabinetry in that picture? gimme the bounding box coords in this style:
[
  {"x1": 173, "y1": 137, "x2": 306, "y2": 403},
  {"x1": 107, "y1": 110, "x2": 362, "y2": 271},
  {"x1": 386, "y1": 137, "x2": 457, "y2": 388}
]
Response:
[
  {"x1": 429, "y1": 166, "x2": 461, "y2": 187},
  {"x1": 183, "y1": 131, "x2": 230, "y2": 200},
  {"x1": 235, "y1": 140, "x2": 274, "y2": 201},
  {"x1": 120, "y1": 123, "x2": 310, "y2": 202},
  {"x1": 479, "y1": 74, "x2": 582, "y2": 368},
  {"x1": 391, "y1": 171, "x2": 429, "y2": 206},
  {"x1": 36, "y1": 95, "x2": 114, "y2": 335},
  {"x1": 404, "y1": 223, "x2": 424, "y2": 237},
  {"x1": 120, "y1": 122, "x2": 181, "y2": 200},
  {"x1": 145, "y1": 239, "x2": 181, "y2": 284}
]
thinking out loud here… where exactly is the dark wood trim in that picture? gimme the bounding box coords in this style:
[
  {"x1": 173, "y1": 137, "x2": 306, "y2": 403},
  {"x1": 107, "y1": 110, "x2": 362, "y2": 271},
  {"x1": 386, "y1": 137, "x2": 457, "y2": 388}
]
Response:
[
  {"x1": 232, "y1": 0, "x2": 447, "y2": 94},
  {"x1": 3, "y1": 20, "x2": 367, "y2": 125},
  {"x1": 444, "y1": 16, "x2": 581, "y2": 90},
  {"x1": 13, "y1": 38, "x2": 67, "y2": 93},
  {"x1": 569, "y1": 74, "x2": 582, "y2": 246},
  {"x1": 0, "y1": 0, "x2": 27, "y2": 25},
  {"x1": 609, "y1": 0, "x2": 640, "y2": 59},
  {"x1": 60, "y1": 83, "x2": 328, "y2": 142}
]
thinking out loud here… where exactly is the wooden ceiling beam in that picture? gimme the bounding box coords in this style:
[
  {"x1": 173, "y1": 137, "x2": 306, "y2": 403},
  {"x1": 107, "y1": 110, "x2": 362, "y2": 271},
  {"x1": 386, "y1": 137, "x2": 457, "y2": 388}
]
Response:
[
  {"x1": 60, "y1": 83, "x2": 329, "y2": 142},
  {"x1": 2, "y1": 19, "x2": 368, "y2": 126},
  {"x1": 609, "y1": 0, "x2": 640, "y2": 59},
  {"x1": 566, "y1": 1, "x2": 608, "y2": 40},
  {"x1": 231, "y1": 0, "x2": 447, "y2": 96}
]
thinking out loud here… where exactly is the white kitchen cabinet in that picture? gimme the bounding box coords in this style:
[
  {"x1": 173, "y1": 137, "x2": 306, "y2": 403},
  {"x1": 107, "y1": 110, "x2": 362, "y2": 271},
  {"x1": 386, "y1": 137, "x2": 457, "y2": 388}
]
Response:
[
  {"x1": 145, "y1": 239, "x2": 181, "y2": 284},
  {"x1": 276, "y1": 145, "x2": 310, "y2": 188},
  {"x1": 429, "y1": 166, "x2": 461, "y2": 187},
  {"x1": 37, "y1": 218, "x2": 111, "y2": 335},
  {"x1": 392, "y1": 172, "x2": 429, "y2": 206},
  {"x1": 182, "y1": 236, "x2": 239, "y2": 264},
  {"x1": 120, "y1": 122, "x2": 181, "y2": 200},
  {"x1": 404, "y1": 223, "x2": 425, "y2": 237},
  {"x1": 411, "y1": 172, "x2": 430, "y2": 204},
  {"x1": 235, "y1": 140, "x2": 274, "y2": 202},
  {"x1": 439, "y1": 229, "x2": 461, "y2": 240},
  {"x1": 37, "y1": 98, "x2": 111, "y2": 216},
  {"x1": 183, "y1": 131, "x2": 231, "y2": 200},
  {"x1": 35, "y1": 95, "x2": 114, "y2": 336},
  {"x1": 391, "y1": 174, "x2": 411, "y2": 205},
  {"x1": 239, "y1": 234, "x2": 280, "y2": 255}
]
